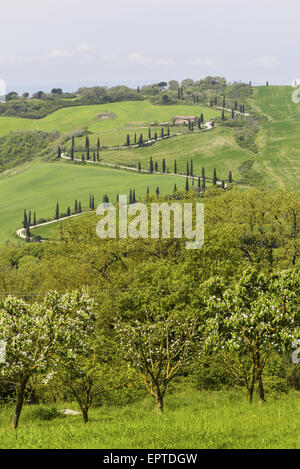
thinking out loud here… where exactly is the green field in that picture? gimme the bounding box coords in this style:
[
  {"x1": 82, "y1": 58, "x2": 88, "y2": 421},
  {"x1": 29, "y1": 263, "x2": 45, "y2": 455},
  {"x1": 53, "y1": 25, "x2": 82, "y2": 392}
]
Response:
[
  {"x1": 1, "y1": 87, "x2": 300, "y2": 244},
  {"x1": 253, "y1": 86, "x2": 300, "y2": 189},
  {"x1": 0, "y1": 390, "x2": 299, "y2": 449},
  {"x1": 0, "y1": 160, "x2": 187, "y2": 243}
]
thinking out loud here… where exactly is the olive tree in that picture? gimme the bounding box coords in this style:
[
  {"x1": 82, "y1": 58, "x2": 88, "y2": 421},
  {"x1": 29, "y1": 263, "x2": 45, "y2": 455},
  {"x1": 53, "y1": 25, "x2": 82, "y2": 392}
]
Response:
[{"x1": 201, "y1": 268, "x2": 300, "y2": 403}]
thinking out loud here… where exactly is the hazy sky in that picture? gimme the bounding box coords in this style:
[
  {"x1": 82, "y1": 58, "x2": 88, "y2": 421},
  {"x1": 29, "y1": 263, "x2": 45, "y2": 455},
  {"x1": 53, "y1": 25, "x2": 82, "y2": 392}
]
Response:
[{"x1": 0, "y1": 0, "x2": 298, "y2": 92}]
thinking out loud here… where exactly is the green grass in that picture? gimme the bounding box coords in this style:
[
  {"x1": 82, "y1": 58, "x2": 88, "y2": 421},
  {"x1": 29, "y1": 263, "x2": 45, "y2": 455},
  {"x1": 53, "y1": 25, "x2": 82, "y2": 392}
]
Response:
[
  {"x1": 0, "y1": 101, "x2": 217, "y2": 141},
  {"x1": 0, "y1": 390, "x2": 299, "y2": 449},
  {"x1": 0, "y1": 160, "x2": 187, "y2": 243},
  {"x1": 252, "y1": 86, "x2": 300, "y2": 189}
]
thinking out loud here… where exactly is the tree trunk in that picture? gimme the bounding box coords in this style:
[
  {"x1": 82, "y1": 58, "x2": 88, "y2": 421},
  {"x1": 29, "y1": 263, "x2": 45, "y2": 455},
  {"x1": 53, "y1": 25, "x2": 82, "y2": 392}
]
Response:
[
  {"x1": 81, "y1": 407, "x2": 89, "y2": 424},
  {"x1": 155, "y1": 394, "x2": 163, "y2": 414},
  {"x1": 11, "y1": 378, "x2": 28, "y2": 430},
  {"x1": 255, "y1": 350, "x2": 265, "y2": 404}
]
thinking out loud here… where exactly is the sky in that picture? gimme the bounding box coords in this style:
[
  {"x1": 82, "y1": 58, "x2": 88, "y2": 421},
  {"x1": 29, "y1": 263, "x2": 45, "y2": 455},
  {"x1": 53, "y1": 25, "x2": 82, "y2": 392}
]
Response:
[{"x1": 0, "y1": 0, "x2": 298, "y2": 93}]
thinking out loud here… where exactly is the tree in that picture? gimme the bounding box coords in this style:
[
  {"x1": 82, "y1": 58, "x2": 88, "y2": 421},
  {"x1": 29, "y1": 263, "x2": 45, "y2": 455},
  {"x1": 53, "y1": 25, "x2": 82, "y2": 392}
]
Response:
[
  {"x1": 25, "y1": 224, "x2": 31, "y2": 242},
  {"x1": 162, "y1": 158, "x2": 166, "y2": 173},
  {"x1": 93, "y1": 151, "x2": 96, "y2": 162},
  {"x1": 67, "y1": 207, "x2": 71, "y2": 217},
  {"x1": 190, "y1": 160, "x2": 193, "y2": 177},
  {"x1": 155, "y1": 161, "x2": 158, "y2": 172},
  {"x1": 58, "y1": 146, "x2": 61, "y2": 159},
  {"x1": 85, "y1": 135, "x2": 89, "y2": 151},
  {"x1": 154, "y1": 131, "x2": 158, "y2": 141},
  {"x1": 213, "y1": 168, "x2": 217, "y2": 185},
  {"x1": 156, "y1": 186, "x2": 160, "y2": 197},
  {"x1": 138, "y1": 161, "x2": 141, "y2": 173},
  {"x1": 173, "y1": 183, "x2": 177, "y2": 192},
  {"x1": 116, "y1": 313, "x2": 195, "y2": 413},
  {"x1": 149, "y1": 157, "x2": 154, "y2": 173},
  {"x1": 148, "y1": 128, "x2": 151, "y2": 140},
  {"x1": 23, "y1": 210, "x2": 27, "y2": 229},
  {"x1": 201, "y1": 269, "x2": 300, "y2": 403},
  {"x1": 161, "y1": 127, "x2": 164, "y2": 138},
  {"x1": 174, "y1": 160, "x2": 177, "y2": 174},
  {"x1": 221, "y1": 110, "x2": 225, "y2": 121},
  {"x1": 81, "y1": 152, "x2": 85, "y2": 162},
  {"x1": 200, "y1": 113, "x2": 204, "y2": 124},
  {"x1": 129, "y1": 189, "x2": 133, "y2": 205},
  {"x1": 74, "y1": 199, "x2": 78, "y2": 213},
  {"x1": 71, "y1": 145, "x2": 74, "y2": 160},
  {"x1": 126, "y1": 134, "x2": 130, "y2": 146},
  {"x1": 55, "y1": 202, "x2": 59, "y2": 220},
  {"x1": 51, "y1": 88, "x2": 63, "y2": 95},
  {"x1": 231, "y1": 109, "x2": 235, "y2": 119},
  {"x1": 33, "y1": 212, "x2": 36, "y2": 227},
  {"x1": 97, "y1": 138, "x2": 101, "y2": 151},
  {"x1": 79, "y1": 202, "x2": 82, "y2": 213},
  {"x1": 186, "y1": 162, "x2": 190, "y2": 176},
  {"x1": 185, "y1": 177, "x2": 189, "y2": 191},
  {"x1": 228, "y1": 170, "x2": 233, "y2": 183},
  {"x1": 132, "y1": 189, "x2": 136, "y2": 204},
  {"x1": 167, "y1": 127, "x2": 170, "y2": 137},
  {"x1": 221, "y1": 179, "x2": 225, "y2": 189},
  {"x1": 138, "y1": 134, "x2": 143, "y2": 146}
]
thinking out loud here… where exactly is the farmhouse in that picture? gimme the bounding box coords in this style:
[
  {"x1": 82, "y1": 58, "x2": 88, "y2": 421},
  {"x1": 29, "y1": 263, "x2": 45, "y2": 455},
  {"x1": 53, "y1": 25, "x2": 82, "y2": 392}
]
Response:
[{"x1": 175, "y1": 115, "x2": 197, "y2": 125}]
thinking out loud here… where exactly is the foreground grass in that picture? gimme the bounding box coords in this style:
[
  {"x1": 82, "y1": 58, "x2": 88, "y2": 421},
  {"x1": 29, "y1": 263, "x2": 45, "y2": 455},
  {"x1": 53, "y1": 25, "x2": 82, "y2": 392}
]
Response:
[{"x1": 0, "y1": 390, "x2": 299, "y2": 449}]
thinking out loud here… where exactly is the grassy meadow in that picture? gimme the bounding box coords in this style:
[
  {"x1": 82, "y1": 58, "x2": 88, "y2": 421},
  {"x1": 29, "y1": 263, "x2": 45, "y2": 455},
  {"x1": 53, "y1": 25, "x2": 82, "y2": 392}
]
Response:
[
  {"x1": 253, "y1": 86, "x2": 300, "y2": 189},
  {"x1": 0, "y1": 160, "x2": 188, "y2": 243},
  {"x1": 0, "y1": 390, "x2": 299, "y2": 449}
]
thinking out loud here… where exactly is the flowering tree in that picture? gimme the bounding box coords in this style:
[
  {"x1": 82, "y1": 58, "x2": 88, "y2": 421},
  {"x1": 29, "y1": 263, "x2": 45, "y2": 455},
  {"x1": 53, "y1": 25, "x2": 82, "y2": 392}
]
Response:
[
  {"x1": 201, "y1": 268, "x2": 300, "y2": 403},
  {"x1": 0, "y1": 290, "x2": 94, "y2": 429},
  {"x1": 116, "y1": 314, "x2": 196, "y2": 413}
]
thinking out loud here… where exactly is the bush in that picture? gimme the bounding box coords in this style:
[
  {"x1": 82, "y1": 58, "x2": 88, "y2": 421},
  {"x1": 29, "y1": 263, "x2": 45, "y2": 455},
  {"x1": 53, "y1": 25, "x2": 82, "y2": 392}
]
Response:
[{"x1": 29, "y1": 406, "x2": 65, "y2": 421}]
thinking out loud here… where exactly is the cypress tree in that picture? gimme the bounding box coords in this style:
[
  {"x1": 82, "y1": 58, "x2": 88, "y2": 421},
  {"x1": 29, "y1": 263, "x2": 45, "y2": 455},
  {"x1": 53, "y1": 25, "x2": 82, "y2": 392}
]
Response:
[
  {"x1": 55, "y1": 202, "x2": 59, "y2": 220},
  {"x1": 134, "y1": 133, "x2": 137, "y2": 144},
  {"x1": 162, "y1": 158, "x2": 166, "y2": 173},
  {"x1": 71, "y1": 145, "x2": 74, "y2": 160},
  {"x1": 58, "y1": 146, "x2": 61, "y2": 159},
  {"x1": 67, "y1": 207, "x2": 71, "y2": 217},
  {"x1": 132, "y1": 189, "x2": 136, "y2": 204},
  {"x1": 92, "y1": 195, "x2": 95, "y2": 210},
  {"x1": 81, "y1": 152, "x2": 85, "y2": 161},
  {"x1": 149, "y1": 157, "x2": 154, "y2": 173},
  {"x1": 228, "y1": 170, "x2": 233, "y2": 183},
  {"x1": 126, "y1": 134, "x2": 130, "y2": 146},
  {"x1": 97, "y1": 138, "x2": 100, "y2": 151},
  {"x1": 234, "y1": 100, "x2": 238, "y2": 111},
  {"x1": 161, "y1": 127, "x2": 164, "y2": 138},
  {"x1": 26, "y1": 224, "x2": 31, "y2": 242},
  {"x1": 186, "y1": 162, "x2": 190, "y2": 176},
  {"x1": 75, "y1": 199, "x2": 78, "y2": 213},
  {"x1": 191, "y1": 122, "x2": 194, "y2": 132},
  {"x1": 147, "y1": 186, "x2": 149, "y2": 195},
  {"x1": 138, "y1": 133, "x2": 143, "y2": 146},
  {"x1": 33, "y1": 212, "x2": 36, "y2": 226},
  {"x1": 97, "y1": 150, "x2": 100, "y2": 161},
  {"x1": 93, "y1": 151, "x2": 96, "y2": 162},
  {"x1": 72, "y1": 136, "x2": 75, "y2": 148},
  {"x1": 221, "y1": 110, "x2": 225, "y2": 121},
  {"x1": 190, "y1": 159, "x2": 193, "y2": 177},
  {"x1": 167, "y1": 127, "x2": 170, "y2": 137},
  {"x1": 85, "y1": 135, "x2": 89, "y2": 150},
  {"x1": 185, "y1": 177, "x2": 189, "y2": 191},
  {"x1": 198, "y1": 118, "x2": 201, "y2": 129},
  {"x1": 174, "y1": 160, "x2": 177, "y2": 174},
  {"x1": 173, "y1": 183, "x2": 177, "y2": 192},
  {"x1": 198, "y1": 177, "x2": 201, "y2": 190},
  {"x1": 154, "y1": 131, "x2": 158, "y2": 141},
  {"x1": 155, "y1": 161, "x2": 158, "y2": 172},
  {"x1": 156, "y1": 186, "x2": 160, "y2": 197},
  {"x1": 28, "y1": 210, "x2": 31, "y2": 226},
  {"x1": 23, "y1": 210, "x2": 27, "y2": 229},
  {"x1": 200, "y1": 113, "x2": 204, "y2": 123},
  {"x1": 148, "y1": 128, "x2": 151, "y2": 140},
  {"x1": 221, "y1": 179, "x2": 225, "y2": 189},
  {"x1": 138, "y1": 161, "x2": 141, "y2": 173},
  {"x1": 79, "y1": 202, "x2": 82, "y2": 213},
  {"x1": 129, "y1": 189, "x2": 133, "y2": 204},
  {"x1": 213, "y1": 168, "x2": 217, "y2": 186},
  {"x1": 231, "y1": 109, "x2": 234, "y2": 119}
]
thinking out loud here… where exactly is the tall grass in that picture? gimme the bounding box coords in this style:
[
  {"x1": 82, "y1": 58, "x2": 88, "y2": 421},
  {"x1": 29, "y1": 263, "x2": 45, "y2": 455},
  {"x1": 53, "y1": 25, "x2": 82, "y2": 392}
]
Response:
[{"x1": 0, "y1": 390, "x2": 299, "y2": 449}]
